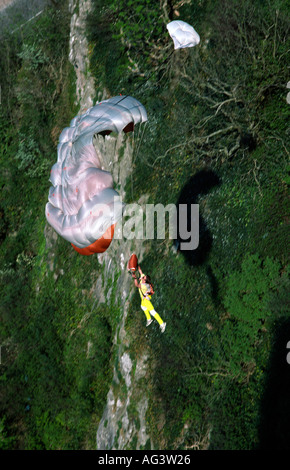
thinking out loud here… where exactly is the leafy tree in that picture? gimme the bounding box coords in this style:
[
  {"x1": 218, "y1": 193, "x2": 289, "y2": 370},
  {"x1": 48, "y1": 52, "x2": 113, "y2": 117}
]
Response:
[
  {"x1": 221, "y1": 253, "x2": 281, "y2": 377},
  {"x1": 0, "y1": 417, "x2": 16, "y2": 450},
  {"x1": 108, "y1": 0, "x2": 168, "y2": 75}
]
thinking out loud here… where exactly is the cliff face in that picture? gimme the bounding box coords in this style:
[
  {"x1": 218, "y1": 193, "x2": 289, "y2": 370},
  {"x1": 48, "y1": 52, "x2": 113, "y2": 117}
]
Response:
[{"x1": 68, "y1": 0, "x2": 153, "y2": 450}]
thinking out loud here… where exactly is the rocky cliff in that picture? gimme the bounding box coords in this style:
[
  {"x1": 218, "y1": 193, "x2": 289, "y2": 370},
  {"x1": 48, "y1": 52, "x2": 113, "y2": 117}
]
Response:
[{"x1": 68, "y1": 0, "x2": 153, "y2": 450}]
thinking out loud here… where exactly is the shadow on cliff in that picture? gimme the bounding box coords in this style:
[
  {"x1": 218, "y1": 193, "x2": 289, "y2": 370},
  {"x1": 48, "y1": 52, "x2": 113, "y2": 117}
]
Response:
[
  {"x1": 258, "y1": 317, "x2": 290, "y2": 450},
  {"x1": 174, "y1": 169, "x2": 221, "y2": 304}
]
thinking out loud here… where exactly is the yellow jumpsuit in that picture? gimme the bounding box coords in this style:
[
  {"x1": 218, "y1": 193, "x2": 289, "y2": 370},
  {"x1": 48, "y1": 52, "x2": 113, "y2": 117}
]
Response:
[{"x1": 139, "y1": 280, "x2": 164, "y2": 326}]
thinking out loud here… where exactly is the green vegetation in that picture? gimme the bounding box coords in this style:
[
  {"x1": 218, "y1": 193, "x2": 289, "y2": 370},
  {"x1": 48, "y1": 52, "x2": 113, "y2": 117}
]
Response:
[
  {"x1": 0, "y1": 1, "x2": 113, "y2": 449},
  {"x1": 87, "y1": 0, "x2": 289, "y2": 450},
  {"x1": 0, "y1": 0, "x2": 289, "y2": 450}
]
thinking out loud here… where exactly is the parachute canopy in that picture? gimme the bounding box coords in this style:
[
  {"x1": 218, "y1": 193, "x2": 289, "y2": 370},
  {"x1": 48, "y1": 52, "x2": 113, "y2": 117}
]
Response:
[
  {"x1": 166, "y1": 20, "x2": 200, "y2": 50},
  {"x1": 45, "y1": 95, "x2": 147, "y2": 255}
]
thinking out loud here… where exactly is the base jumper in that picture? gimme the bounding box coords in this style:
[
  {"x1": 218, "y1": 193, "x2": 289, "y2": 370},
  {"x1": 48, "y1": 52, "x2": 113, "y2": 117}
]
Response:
[{"x1": 128, "y1": 254, "x2": 166, "y2": 333}]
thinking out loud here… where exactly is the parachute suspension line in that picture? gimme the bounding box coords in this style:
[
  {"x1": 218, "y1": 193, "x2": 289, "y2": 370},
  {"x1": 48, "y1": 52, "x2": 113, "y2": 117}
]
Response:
[
  {"x1": 133, "y1": 121, "x2": 147, "y2": 165},
  {"x1": 132, "y1": 120, "x2": 140, "y2": 163},
  {"x1": 130, "y1": 121, "x2": 147, "y2": 200},
  {"x1": 130, "y1": 122, "x2": 142, "y2": 197},
  {"x1": 130, "y1": 128, "x2": 136, "y2": 200},
  {"x1": 131, "y1": 170, "x2": 134, "y2": 200},
  {"x1": 130, "y1": 127, "x2": 136, "y2": 200}
]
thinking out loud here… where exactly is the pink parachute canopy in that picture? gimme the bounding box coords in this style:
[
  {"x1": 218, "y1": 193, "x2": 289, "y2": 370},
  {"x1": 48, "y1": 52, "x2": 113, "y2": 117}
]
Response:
[{"x1": 45, "y1": 95, "x2": 147, "y2": 254}]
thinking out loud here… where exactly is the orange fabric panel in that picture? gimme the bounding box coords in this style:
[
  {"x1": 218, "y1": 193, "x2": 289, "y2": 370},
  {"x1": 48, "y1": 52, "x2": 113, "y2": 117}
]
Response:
[{"x1": 71, "y1": 223, "x2": 116, "y2": 255}]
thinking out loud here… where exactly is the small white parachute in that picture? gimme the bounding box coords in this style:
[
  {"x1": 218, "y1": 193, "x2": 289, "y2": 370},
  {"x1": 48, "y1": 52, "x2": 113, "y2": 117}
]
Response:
[{"x1": 166, "y1": 20, "x2": 200, "y2": 50}]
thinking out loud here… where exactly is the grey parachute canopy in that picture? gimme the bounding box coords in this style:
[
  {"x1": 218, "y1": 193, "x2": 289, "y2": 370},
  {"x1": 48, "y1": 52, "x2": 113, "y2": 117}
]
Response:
[
  {"x1": 45, "y1": 95, "x2": 147, "y2": 255},
  {"x1": 166, "y1": 20, "x2": 200, "y2": 49}
]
